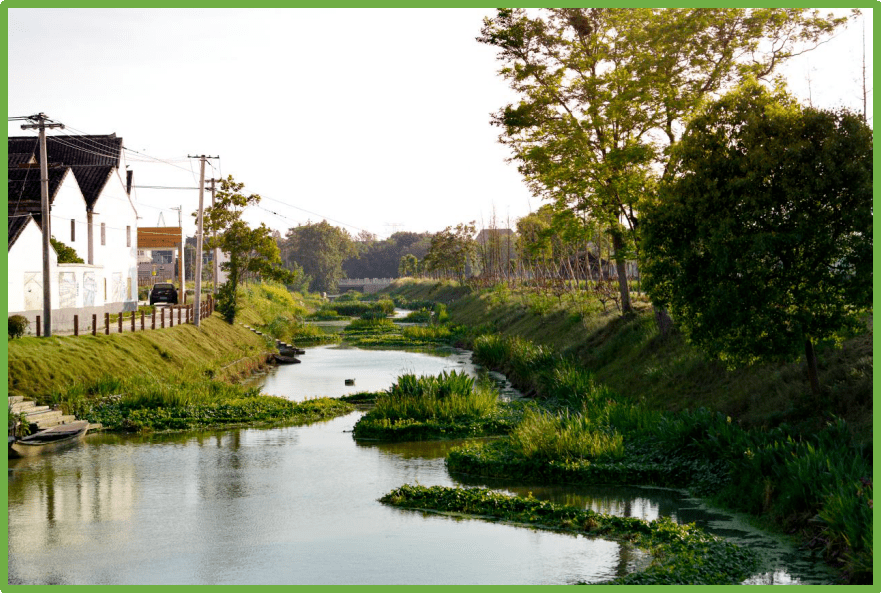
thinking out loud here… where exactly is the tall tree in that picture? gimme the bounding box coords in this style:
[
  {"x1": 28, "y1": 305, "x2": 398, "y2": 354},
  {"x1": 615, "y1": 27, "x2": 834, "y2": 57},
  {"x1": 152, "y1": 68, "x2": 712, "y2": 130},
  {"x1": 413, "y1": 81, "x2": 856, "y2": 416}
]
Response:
[
  {"x1": 202, "y1": 175, "x2": 296, "y2": 322},
  {"x1": 423, "y1": 222, "x2": 477, "y2": 282},
  {"x1": 479, "y1": 8, "x2": 853, "y2": 316},
  {"x1": 285, "y1": 220, "x2": 355, "y2": 293},
  {"x1": 641, "y1": 80, "x2": 873, "y2": 395}
]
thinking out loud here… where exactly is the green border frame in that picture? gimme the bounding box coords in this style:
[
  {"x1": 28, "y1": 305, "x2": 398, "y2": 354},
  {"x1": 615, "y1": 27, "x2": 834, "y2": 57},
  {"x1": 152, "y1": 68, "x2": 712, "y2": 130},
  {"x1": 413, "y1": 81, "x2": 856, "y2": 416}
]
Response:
[{"x1": 3, "y1": 3, "x2": 877, "y2": 593}]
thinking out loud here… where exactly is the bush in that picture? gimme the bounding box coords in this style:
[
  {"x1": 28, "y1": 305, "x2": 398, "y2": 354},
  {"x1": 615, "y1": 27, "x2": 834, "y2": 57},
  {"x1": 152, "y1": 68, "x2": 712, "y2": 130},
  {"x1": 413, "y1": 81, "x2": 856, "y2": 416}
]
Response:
[{"x1": 8, "y1": 315, "x2": 29, "y2": 339}]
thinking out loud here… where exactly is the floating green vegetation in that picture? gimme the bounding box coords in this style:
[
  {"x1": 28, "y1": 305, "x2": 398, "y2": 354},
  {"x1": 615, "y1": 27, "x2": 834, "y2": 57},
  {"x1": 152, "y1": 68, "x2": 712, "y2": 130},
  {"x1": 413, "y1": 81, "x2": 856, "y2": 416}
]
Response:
[
  {"x1": 380, "y1": 484, "x2": 759, "y2": 585},
  {"x1": 398, "y1": 308, "x2": 432, "y2": 323},
  {"x1": 57, "y1": 374, "x2": 354, "y2": 432},
  {"x1": 458, "y1": 331, "x2": 874, "y2": 584},
  {"x1": 352, "y1": 371, "x2": 520, "y2": 441}
]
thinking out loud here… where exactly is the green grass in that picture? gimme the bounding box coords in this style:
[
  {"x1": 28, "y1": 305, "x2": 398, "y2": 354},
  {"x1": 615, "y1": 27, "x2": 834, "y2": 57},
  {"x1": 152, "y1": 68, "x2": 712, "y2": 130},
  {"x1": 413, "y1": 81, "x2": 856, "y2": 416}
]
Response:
[{"x1": 352, "y1": 371, "x2": 519, "y2": 441}]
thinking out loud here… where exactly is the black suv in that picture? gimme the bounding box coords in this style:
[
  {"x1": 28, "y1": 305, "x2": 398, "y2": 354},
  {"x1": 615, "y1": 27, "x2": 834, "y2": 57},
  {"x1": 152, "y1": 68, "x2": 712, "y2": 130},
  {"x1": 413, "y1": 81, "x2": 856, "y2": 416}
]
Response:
[{"x1": 149, "y1": 283, "x2": 179, "y2": 305}]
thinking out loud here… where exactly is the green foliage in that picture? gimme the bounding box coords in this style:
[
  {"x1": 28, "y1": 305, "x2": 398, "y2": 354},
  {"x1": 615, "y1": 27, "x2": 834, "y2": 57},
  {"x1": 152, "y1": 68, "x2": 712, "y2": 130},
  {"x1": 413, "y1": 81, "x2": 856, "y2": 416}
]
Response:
[
  {"x1": 203, "y1": 175, "x2": 297, "y2": 323},
  {"x1": 380, "y1": 484, "x2": 760, "y2": 585},
  {"x1": 50, "y1": 236, "x2": 84, "y2": 263},
  {"x1": 642, "y1": 80, "x2": 873, "y2": 375},
  {"x1": 353, "y1": 371, "x2": 514, "y2": 441},
  {"x1": 8, "y1": 315, "x2": 29, "y2": 339},
  {"x1": 343, "y1": 231, "x2": 432, "y2": 279},
  {"x1": 398, "y1": 253, "x2": 419, "y2": 277},
  {"x1": 423, "y1": 222, "x2": 477, "y2": 282},
  {"x1": 400, "y1": 308, "x2": 432, "y2": 323},
  {"x1": 283, "y1": 221, "x2": 356, "y2": 293},
  {"x1": 60, "y1": 374, "x2": 353, "y2": 432},
  {"x1": 508, "y1": 406, "x2": 624, "y2": 462}
]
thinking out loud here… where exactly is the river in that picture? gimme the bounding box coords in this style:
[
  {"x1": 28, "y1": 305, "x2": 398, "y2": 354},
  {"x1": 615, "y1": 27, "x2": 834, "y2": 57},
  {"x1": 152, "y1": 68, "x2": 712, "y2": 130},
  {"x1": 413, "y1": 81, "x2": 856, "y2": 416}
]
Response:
[{"x1": 7, "y1": 343, "x2": 835, "y2": 584}]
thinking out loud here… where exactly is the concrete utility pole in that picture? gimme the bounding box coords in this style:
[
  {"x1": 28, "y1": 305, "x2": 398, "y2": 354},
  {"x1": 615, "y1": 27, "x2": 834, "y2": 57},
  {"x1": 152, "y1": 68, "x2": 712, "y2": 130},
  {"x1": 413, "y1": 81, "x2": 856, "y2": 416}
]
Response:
[
  {"x1": 21, "y1": 113, "x2": 64, "y2": 337},
  {"x1": 171, "y1": 206, "x2": 185, "y2": 303},
  {"x1": 188, "y1": 155, "x2": 219, "y2": 328},
  {"x1": 209, "y1": 177, "x2": 218, "y2": 297}
]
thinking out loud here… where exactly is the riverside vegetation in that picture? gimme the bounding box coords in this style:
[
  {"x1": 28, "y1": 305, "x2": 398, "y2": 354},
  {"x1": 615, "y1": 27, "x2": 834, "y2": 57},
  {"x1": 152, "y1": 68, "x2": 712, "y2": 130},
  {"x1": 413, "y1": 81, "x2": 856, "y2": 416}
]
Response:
[
  {"x1": 7, "y1": 282, "x2": 355, "y2": 434},
  {"x1": 374, "y1": 279, "x2": 872, "y2": 584}
]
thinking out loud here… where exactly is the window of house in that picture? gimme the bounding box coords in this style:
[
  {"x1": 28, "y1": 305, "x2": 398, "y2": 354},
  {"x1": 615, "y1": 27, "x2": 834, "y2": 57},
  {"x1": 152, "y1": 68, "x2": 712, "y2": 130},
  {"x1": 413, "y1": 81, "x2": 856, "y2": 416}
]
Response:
[
  {"x1": 126, "y1": 226, "x2": 131, "y2": 248},
  {"x1": 71, "y1": 219, "x2": 75, "y2": 242},
  {"x1": 101, "y1": 223, "x2": 106, "y2": 246}
]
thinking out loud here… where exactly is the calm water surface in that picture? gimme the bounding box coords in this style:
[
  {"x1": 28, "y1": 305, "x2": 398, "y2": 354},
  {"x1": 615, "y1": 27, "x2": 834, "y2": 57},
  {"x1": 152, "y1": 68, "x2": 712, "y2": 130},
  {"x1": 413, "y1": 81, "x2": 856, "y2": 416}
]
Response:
[{"x1": 8, "y1": 345, "x2": 834, "y2": 585}]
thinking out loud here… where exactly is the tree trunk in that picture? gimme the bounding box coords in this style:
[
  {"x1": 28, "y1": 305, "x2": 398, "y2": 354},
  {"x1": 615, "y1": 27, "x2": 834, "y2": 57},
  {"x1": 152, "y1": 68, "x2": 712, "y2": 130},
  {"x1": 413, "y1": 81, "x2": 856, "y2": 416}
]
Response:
[
  {"x1": 654, "y1": 305, "x2": 673, "y2": 337},
  {"x1": 610, "y1": 229, "x2": 632, "y2": 314},
  {"x1": 804, "y1": 338, "x2": 821, "y2": 397}
]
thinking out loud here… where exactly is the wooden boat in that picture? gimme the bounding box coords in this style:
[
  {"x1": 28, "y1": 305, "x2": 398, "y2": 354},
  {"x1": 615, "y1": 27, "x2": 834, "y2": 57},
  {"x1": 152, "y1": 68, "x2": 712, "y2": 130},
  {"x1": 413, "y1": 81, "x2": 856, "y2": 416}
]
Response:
[{"x1": 9, "y1": 421, "x2": 89, "y2": 458}]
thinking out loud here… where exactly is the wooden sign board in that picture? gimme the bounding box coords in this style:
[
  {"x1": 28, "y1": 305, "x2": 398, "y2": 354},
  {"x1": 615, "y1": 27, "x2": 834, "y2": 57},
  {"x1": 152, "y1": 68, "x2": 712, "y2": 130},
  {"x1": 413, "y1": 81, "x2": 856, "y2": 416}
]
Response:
[{"x1": 138, "y1": 227, "x2": 182, "y2": 249}]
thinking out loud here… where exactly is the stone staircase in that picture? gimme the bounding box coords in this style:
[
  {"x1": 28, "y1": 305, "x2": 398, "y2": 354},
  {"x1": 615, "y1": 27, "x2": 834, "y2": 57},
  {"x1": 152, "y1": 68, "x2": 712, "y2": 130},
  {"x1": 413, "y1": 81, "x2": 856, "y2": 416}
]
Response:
[{"x1": 8, "y1": 395, "x2": 77, "y2": 432}]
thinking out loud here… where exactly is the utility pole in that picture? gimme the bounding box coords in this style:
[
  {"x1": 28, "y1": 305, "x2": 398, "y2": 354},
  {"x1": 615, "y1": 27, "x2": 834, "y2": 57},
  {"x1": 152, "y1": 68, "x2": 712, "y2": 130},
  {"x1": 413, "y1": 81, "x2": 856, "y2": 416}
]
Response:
[
  {"x1": 209, "y1": 177, "x2": 218, "y2": 297},
  {"x1": 171, "y1": 206, "x2": 185, "y2": 303},
  {"x1": 188, "y1": 155, "x2": 219, "y2": 328},
  {"x1": 21, "y1": 113, "x2": 64, "y2": 337}
]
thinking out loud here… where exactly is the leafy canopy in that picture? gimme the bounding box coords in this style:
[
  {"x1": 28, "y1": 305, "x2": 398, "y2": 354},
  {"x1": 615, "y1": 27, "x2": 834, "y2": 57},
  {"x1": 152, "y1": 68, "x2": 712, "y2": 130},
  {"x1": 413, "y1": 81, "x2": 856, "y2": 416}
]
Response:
[{"x1": 641, "y1": 80, "x2": 873, "y2": 366}]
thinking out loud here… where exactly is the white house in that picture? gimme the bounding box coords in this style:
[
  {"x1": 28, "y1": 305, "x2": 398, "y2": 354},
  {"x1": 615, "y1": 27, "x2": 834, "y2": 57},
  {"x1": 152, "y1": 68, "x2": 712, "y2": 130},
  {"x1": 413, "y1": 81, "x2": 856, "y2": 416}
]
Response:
[{"x1": 7, "y1": 134, "x2": 140, "y2": 334}]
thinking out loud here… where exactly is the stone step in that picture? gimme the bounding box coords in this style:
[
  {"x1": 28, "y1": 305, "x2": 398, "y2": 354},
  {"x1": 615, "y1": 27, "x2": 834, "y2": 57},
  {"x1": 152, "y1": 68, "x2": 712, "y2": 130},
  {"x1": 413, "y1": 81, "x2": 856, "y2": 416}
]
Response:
[
  {"x1": 23, "y1": 408, "x2": 60, "y2": 421},
  {"x1": 13, "y1": 402, "x2": 45, "y2": 415},
  {"x1": 31, "y1": 414, "x2": 75, "y2": 430},
  {"x1": 8, "y1": 395, "x2": 24, "y2": 405}
]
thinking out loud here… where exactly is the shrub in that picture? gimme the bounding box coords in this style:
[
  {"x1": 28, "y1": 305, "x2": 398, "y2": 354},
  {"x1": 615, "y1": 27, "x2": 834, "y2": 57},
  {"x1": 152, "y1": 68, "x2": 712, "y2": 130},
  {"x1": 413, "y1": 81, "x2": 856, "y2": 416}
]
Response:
[{"x1": 8, "y1": 315, "x2": 29, "y2": 339}]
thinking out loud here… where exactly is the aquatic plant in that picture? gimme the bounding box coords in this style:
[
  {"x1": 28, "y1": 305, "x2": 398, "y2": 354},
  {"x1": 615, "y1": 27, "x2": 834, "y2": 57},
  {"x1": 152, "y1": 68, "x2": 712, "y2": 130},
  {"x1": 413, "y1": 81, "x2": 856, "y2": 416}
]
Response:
[{"x1": 380, "y1": 484, "x2": 760, "y2": 585}]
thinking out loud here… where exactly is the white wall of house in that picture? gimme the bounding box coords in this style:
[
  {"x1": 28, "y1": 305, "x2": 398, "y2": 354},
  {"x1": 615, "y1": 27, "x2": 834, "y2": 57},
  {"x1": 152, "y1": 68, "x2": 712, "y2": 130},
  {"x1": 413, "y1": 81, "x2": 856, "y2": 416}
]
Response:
[
  {"x1": 90, "y1": 168, "x2": 139, "y2": 311},
  {"x1": 46, "y1": 173, "x2": 90, "y2": 264},
  {"x1": 8, "y1": 217, "x2": 56, "y2": 313}
]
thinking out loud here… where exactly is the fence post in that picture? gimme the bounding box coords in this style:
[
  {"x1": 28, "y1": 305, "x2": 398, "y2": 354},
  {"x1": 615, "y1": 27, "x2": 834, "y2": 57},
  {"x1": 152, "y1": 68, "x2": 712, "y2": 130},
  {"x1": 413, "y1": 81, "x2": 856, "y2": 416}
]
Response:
[
  {"x1": 178, "y1": 307, "x2": 182, "y2": 325},
  {"x1": 131, "y1": 311, "x2": 135, "y2": 332},
  {"x1": 92, "y1": 314, "x2": 97, "y2": 336},
  {"x1": 118, "y1": 312, "x2": 123, "y2": 333},
  {"x1": 74, "y1": 315, "x2": 79, "y2": 336},
  {"x1": 161, "y1": 308, "x2": 165, "y2": 328},
  {"x1": 36, "y1": 316, "x2": 41, "y2": 337},
  {"x1": 141, "y1": 310, "x2": 145, "y2": 331},
  {"x1": 169, "y1": 307, "x2": 174, "y2": 327},
  {"x1": 152, "y1": 309, "x2": 156, "y2": 330},
  {"x1": 105, "y1": 313, "x2": 110, "y2": 335}
]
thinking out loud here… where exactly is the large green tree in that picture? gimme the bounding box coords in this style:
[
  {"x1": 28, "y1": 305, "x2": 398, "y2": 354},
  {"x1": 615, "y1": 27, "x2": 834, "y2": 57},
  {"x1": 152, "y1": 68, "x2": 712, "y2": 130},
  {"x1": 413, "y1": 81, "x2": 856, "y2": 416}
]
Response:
[
  {"x1": 423, "y1": 222, "x2": 477, "y2": 282},
  {"x1": 478, "y1": 8, "x2": 852, "y2": 316},
  {"x1": 284, "y1": 221, "x2": 355, "y2": 293},
  {"x1": 641, "y1": 80, "x2": 873, "y2": 395},
  {"x1": 202, "y1": 175, "x2": 296, "y2": 322}
]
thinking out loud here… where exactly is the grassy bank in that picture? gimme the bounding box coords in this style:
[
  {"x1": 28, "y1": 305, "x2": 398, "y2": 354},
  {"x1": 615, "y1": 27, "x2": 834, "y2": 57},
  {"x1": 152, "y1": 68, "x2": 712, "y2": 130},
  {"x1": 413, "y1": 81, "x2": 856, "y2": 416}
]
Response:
[
  {"x1": 381, "y1": 484, "x2": 760, "y2": 585},
  {"x1": 382, "y1": 279, "x2": 872, "y2": 584},
  {"x1": 7, "y1": 281, "x2": 354, "y2": 432}
]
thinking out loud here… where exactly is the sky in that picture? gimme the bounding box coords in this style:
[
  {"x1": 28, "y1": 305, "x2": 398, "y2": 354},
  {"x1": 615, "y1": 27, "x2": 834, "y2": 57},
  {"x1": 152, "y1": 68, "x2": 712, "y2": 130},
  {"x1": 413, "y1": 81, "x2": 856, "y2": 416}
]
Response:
[{"x1": 7, "y1": 8, "x2": 874, "y2": 240}]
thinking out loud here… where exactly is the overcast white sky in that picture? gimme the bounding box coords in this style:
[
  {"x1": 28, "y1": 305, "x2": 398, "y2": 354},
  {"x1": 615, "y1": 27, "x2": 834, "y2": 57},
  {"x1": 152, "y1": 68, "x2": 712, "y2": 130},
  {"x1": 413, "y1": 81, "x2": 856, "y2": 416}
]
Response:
[{"x1": 7, "y1": 8, "x2": 874, "y2": 239}]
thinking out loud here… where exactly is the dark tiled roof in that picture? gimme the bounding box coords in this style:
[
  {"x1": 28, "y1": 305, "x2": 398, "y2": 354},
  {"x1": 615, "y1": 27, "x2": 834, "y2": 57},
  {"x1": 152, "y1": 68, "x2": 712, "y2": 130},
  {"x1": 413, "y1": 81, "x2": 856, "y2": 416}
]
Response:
[
  {"x1": 7, "y1": 167, "x2": 71, "y2": 215},
  {"x1": 7, "y1": 213, "x2": 35, "y2": 250},
  {"x1": 8, "y1": 134, "x2": 122, "y2": 168},
  {"x1": 8, "y1": 152, "x2": 36, "y2": 166},
  {"x1": 69, "y1": 166, "x2": 115, "y2": 209}
]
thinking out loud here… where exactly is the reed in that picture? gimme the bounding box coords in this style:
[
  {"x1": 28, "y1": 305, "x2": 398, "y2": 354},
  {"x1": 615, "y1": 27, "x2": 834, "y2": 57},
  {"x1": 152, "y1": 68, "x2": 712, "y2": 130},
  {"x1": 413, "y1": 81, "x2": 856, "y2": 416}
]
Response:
[{"x1": 507, "y1": 406, "x2": 624, "y2": 462}]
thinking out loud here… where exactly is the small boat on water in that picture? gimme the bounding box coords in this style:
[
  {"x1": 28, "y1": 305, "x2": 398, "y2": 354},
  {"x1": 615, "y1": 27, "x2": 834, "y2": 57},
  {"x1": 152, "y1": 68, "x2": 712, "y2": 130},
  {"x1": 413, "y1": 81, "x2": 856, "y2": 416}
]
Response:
[{"x1": 9, "y1": 421, "x2": 90, "y2": 458}]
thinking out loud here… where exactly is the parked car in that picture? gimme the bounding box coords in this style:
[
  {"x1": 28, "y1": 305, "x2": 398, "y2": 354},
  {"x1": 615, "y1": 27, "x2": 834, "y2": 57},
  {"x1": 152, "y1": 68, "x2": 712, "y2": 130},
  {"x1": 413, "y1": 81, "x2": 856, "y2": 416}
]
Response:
[{"x1": 149, "y1": 283, "x2": 179, "y2": 305}]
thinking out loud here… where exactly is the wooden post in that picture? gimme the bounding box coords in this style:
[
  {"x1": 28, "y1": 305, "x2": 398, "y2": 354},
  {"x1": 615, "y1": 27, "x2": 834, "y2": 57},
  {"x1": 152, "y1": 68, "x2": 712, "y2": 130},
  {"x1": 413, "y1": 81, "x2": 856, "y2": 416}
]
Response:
[
  {"x1": 105, "y1": 313, "x2": 110, "y2": 335},
  {"x1": 161, "y1": 308, "x2": 165, "y2": 328},
  {"x1": 178, "y1": 307, "x2": 182, "y2": 325},
  {"x1": 118, "y1": 312, "x2": 123, "y2": 333},
  {"x1": 131, "y1": 311, "x2": 135, "y2": 332},
  {"x1": 169, "y1": 307, "x2": 174, "y2": 327},
  {"x1": 141, "y1": 310, "x2": 145, "y2": 330},
  {"x1": 92, "y1": 314, "x2": 97, "y2": 336},
  {"x1": 36, "y1": 316, "x2": 41, "y2": 337},
  {"x1": 152, "y1": 309, "x2": 156, "y2": 330},
  {"x1": 74, "y1": 315, "x2": 79, "y2": 336}
]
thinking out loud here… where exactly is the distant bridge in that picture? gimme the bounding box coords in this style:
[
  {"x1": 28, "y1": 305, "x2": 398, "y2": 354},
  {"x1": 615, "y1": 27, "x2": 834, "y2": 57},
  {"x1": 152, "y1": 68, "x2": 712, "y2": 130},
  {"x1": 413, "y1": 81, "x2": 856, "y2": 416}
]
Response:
[{"x1": 336, "y1": 278, "x2": 395, "y2": 294}]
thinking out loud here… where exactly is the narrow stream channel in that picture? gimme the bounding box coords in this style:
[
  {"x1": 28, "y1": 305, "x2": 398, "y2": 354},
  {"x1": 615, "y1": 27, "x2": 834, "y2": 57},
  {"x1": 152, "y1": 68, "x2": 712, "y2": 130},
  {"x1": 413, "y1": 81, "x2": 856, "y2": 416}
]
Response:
[{"x1": 7, "y1": 343, "x2": 835, "y2": 584}]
